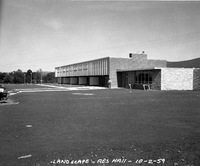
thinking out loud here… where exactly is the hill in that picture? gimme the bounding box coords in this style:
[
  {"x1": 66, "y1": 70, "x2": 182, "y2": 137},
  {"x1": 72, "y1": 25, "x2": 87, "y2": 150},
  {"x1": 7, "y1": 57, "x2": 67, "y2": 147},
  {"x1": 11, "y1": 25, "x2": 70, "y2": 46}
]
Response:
[{"x1": 167, "y1": 58, "x2": 200, "y2": 68}]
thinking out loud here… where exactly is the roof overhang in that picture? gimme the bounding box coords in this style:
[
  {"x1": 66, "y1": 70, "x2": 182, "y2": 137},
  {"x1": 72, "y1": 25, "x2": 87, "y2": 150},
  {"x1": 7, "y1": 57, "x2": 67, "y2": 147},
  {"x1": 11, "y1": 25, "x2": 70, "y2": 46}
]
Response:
[{"x1": 116, "y1": 67, "x2": 163, "y2": 72}]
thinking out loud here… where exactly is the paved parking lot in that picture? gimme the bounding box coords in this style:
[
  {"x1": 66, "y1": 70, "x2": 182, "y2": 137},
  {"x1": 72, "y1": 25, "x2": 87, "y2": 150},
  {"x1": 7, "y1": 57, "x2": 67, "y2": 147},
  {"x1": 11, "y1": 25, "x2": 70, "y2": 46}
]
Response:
[{"x1": 0, "y1": 84, "x2": 200, "y2": 166}]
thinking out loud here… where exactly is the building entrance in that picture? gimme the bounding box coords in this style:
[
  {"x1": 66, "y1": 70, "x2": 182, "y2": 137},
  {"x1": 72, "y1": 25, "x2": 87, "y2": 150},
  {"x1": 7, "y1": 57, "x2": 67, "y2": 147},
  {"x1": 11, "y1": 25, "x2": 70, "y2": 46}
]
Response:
[{"x1": 117, "y1": 72, "x2": 129, "y2": 88}]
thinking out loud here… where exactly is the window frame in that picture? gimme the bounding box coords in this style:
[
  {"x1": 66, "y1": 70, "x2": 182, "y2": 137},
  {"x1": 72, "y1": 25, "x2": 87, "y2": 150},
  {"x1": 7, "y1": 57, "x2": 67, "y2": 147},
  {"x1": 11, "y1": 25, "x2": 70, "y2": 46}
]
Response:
[{"x1": 135, "y1": 70, "x2": 152, "y2": 84}]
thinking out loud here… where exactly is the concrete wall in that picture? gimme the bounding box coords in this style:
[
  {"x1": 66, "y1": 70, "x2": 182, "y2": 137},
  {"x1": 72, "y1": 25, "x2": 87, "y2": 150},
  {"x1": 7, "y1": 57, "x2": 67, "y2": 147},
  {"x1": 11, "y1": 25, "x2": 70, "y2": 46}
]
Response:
[
  {"x1": 193, "y1": 69, "x2": 200, "y2": 90},
  {"x1": 89, "y1": 77, "x2": 99, "y2": 85},
  {"x1": 161, "y1": 68, "x2": 193, "y2": 90}
]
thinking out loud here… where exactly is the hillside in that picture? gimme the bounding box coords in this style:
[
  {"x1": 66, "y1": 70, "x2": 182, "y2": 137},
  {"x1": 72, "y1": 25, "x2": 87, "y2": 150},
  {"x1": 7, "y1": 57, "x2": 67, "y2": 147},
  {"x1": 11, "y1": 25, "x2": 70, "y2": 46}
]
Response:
[{"x1": 167, "y1": 58, "x2": 200, "y2": 68}]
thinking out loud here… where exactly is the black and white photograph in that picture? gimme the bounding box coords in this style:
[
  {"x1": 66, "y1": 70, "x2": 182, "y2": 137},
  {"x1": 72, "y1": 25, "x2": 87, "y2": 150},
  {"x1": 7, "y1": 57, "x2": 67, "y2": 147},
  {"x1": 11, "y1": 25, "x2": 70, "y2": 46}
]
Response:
[{"x1": 0, "y1": 0, "x2": 200, "y2": 165}]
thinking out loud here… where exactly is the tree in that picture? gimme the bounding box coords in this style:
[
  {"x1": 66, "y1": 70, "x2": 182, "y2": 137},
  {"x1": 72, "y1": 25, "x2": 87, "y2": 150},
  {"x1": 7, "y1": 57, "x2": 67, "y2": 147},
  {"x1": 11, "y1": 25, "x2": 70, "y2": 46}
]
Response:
[
  {"x1": 0, "y1": 72, "x2": 5, "y2": 83},
  {"x1": 43, "y1": 72, "x2": 56, "y2": 83},
  {"x1": 13, "y1": 69, "x2": 24, "y2": 83},
  {"x1": 3, "y1": 73, "x2": 13, "y2": 83},
  {"x1": 33, "y1": 69, "x2": 43, "y2": 83},
  {"x1": 0, "y1": 69, "x2": 54, "y2": 84},
  {"x1": 26, "y1": 69, "x2": 33, "y2": 83}
]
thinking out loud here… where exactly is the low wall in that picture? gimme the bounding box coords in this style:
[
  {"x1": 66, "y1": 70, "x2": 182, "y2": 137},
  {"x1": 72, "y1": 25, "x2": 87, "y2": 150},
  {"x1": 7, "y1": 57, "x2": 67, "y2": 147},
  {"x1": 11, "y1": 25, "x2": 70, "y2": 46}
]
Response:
[{"x1": 161, "y1": 68, "x2": 193, "y2": 90}]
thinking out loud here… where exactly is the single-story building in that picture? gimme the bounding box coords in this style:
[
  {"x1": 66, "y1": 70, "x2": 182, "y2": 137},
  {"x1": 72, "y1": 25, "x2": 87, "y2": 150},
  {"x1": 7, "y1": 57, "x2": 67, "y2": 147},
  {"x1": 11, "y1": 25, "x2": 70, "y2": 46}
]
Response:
[{"x1": 55, "y1": 53, "x2": 200, "y2": 90}]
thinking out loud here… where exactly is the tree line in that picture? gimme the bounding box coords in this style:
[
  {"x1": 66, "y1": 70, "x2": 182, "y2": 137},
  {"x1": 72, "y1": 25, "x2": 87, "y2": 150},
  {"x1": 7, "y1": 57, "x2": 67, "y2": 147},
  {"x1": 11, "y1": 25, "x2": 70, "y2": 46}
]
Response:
[{"x1": 0, "y1": 69, "x2": 56, "y2": 84}]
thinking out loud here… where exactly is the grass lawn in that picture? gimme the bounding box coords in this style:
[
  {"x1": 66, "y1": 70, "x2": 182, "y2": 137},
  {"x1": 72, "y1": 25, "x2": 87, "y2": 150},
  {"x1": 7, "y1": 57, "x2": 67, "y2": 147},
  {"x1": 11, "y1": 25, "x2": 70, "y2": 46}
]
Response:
[
  {"x1": 2, "y1": 84, "x2": 53, "y2": 91},
  {"x1": 0, "y1": 84, "x2": 200, "y2": 166}
]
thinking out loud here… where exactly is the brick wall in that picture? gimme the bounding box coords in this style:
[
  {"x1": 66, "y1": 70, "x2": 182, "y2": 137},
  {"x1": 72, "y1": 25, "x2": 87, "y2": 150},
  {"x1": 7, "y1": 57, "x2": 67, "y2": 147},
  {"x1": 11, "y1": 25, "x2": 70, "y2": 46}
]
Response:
[
  {"x1": 193, "y1": 69, "x2": 200, "y2": 90},
  {"x1": 109, "y1": 54, "x2": 148, "y2": 88},
  {"x1": 109, "y1": 54, "x2": 167, "y2": 88},
  {"x1": 161, "y1": 68, "x2": 193, "y2": 90},
  {"x1": 151, "y1": 70, "x2": 161, "y2": 90}
]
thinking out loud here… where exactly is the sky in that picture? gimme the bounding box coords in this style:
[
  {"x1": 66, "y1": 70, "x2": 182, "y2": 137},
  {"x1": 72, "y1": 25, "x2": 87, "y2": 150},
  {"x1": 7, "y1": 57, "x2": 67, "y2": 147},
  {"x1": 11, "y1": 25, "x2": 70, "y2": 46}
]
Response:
[{"x1": 0, "y1": 0, "x2": 200, "y2": 72}]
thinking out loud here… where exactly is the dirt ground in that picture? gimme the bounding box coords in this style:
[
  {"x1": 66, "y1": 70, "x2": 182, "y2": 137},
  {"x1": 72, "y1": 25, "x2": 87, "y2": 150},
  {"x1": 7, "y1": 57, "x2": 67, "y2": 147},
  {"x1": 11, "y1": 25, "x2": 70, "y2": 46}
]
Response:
[{"x1": 0, "y1": 84, "x2": 200, "y2": 166}]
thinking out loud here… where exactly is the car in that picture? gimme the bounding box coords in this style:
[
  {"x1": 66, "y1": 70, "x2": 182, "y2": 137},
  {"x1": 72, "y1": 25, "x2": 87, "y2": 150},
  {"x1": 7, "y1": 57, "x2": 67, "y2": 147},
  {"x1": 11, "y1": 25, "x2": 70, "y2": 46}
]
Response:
[{"x1": 0, "y1": 85, "x2": 8, "y2": 101}]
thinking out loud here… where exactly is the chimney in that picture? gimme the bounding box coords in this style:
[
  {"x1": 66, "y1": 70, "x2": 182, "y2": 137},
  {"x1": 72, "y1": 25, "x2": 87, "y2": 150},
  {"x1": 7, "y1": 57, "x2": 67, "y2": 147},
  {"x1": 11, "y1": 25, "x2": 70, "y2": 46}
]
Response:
[{"x1": 129, "y1": 51, "x2": 146, "y2": 58}]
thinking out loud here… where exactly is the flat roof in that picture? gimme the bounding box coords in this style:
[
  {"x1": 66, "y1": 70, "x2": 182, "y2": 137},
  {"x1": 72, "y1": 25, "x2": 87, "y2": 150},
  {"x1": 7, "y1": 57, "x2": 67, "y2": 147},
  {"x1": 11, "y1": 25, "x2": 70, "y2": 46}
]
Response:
[
  {"x1": 117, "y1": 67, "x2": 200, "y2": 72},
  {"x1": 116, "y1": 67, "x2": 159, "y2": 72},
  {"x1": 55, "y1": 57, "x2": 110, "y2": 69}
]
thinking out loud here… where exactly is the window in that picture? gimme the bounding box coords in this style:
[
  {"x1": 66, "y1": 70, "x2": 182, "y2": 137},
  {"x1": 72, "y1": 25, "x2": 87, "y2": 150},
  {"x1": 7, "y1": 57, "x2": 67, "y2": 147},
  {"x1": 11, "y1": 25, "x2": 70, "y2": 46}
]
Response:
[
  {"x1": 73, "y1": 65, "x2": 77, "y2": 72},
  {"x1": 78, "y1": 65, "x2": 82, "y2": 71},
  {"x1": 135, "y1": 71, "x2": 152, "y2": 84},
  {"x1": 83, "y1": 63, "x2": 88, "y2": 70}
]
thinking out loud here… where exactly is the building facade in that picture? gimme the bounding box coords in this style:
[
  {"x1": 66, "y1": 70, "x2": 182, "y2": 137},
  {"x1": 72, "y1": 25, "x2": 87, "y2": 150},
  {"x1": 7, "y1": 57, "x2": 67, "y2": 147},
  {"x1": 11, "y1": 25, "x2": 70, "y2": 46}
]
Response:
[
  {"x1": 55, "y1": 53, "x2": 200, "y2": 90},
  {"x1": 118, "y1": 67, "x2": 200, "y2": 90}
]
